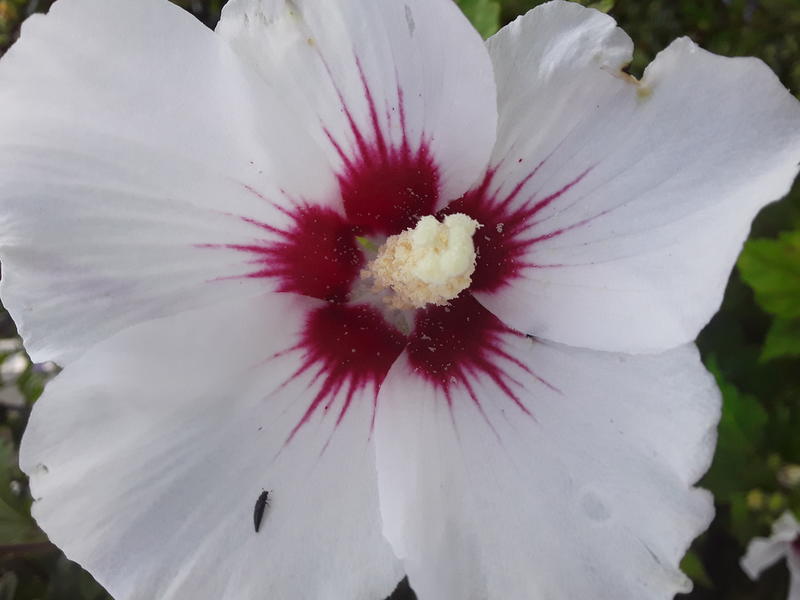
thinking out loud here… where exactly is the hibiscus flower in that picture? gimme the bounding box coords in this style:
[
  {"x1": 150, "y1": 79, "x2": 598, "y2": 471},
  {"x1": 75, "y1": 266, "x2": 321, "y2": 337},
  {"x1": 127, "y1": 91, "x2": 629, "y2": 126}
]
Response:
[
  {"x1": 0, "y1": 0, "x2": 798, "y2": 598},
  {"x1": 742, "y1": 511, "x2": 800, "y2": 600}
]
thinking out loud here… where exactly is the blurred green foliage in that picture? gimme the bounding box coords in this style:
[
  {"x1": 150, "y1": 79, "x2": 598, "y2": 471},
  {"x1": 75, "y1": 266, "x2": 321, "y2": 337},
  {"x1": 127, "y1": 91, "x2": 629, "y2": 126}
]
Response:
[
  {"x1": 0, "y1": 0, "x2": 799, "y2": 599},
  {"x1": 740, "y1": 232, "x2": 800, "y2": 361},
  {"x1": 456, "y1": 0, "x2": 502, "y2": 38}
]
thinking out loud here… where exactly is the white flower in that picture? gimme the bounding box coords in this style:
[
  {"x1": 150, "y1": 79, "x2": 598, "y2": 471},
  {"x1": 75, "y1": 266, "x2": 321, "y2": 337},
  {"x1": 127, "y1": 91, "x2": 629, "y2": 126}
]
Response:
[
  {"x1": 0, "y1": 0, "x2": 798, "y2": 599},
  {"x1": 742, "y1": 511, "x2": 800, "y2": 600}
]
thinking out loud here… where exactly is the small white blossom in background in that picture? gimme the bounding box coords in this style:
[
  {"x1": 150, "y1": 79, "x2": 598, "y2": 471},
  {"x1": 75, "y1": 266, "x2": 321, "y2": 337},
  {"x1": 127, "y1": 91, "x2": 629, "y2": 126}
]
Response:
[
  {"x1": 779, "y1": 466, "x2": 800, "y2": 490},
  {"x1": 742, "y1": 511, "x2": 800, "y2": 600},
  {"x1": 0, "y1": 0, "x2": 799, "y2": 599}
]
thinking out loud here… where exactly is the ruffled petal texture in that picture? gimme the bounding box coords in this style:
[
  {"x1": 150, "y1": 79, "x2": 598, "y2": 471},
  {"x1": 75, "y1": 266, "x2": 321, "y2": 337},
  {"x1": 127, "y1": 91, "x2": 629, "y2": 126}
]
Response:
[
  {"x1": 375, "y1": 302, "x2": 719, "y2": 599},
  {"x1": 464, "y1": 0, "x2": 800, "y2": 353},
  {"x1": 0, "y1": 0, "x2": 350, "y2": 365},
  {"x1": 20, "y1": 293, "x2": 402, "y2": 600},
  {"x1": 217, "y1": 0, "x2": 497, "y2": 233}
]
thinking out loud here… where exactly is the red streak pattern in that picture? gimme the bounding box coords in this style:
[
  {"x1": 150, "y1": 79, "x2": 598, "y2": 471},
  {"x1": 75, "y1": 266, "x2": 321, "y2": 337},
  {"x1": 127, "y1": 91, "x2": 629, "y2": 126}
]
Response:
[
  {"x1": 213, "y1": 204, "x2": 362, "y2": 303},
  {"x1": 444, "y1": 166, "x2": 590, "y2": 293},
  {"x1": 407, "y1": 294, "x2": 535, "y2": 415},
  {"x1": 329, "y1": 66, "x2": 439, "y2": 236},
  {"x1": 204, "y1": 67, "x2": 582, "y2": 441},
  {"x1": 338, "y1": 141, "x2": 438, "y2": 235},
  {"x1": 285, "y1": 303, "x2": 406, "y2": 441}
]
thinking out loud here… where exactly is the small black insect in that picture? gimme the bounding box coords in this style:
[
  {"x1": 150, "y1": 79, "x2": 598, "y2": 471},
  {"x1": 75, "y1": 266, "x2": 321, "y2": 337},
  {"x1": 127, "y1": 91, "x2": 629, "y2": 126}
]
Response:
[{"x1": 253, "y1": 490, "x2": 271, "y2": 533}]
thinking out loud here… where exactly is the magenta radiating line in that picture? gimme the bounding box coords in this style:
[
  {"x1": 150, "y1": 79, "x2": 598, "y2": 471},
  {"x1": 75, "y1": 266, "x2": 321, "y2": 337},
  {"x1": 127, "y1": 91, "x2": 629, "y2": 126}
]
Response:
[
  {"x1": 443, "y1": 166, "x2": 591, "y2": 292},
  {"x1": 328, "y1": 58, "x2": 440, "y2": 236},
  {"x1": 407, "y1": 294, "x2": 554, "y2": 418},
  {"x1": 282, "y1": 303, "x2": 406, "y2": 445},
  {"x1": 205, "y1": 202, "x2": 363, "y2": 303}
]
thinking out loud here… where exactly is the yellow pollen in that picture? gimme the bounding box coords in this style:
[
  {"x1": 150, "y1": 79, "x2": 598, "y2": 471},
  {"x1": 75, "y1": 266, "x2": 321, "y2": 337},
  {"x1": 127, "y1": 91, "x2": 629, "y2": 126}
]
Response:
[{"x1": 362, "y1": 213, "x2": 481, "y2": 309}]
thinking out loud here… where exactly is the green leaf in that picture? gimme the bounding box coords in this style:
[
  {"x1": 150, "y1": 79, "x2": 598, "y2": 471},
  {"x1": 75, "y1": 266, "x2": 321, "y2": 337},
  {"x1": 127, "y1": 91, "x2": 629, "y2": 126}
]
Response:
[
  {"x1": 0, "y1": 497, "x2": 42, "y2": 544},
  {"x1": 16, "y1": 363, "x2": 45, "y2": 404},
  {"x1": 456, "y1": 0, "x2": 501, "y2": 39},
  {"x1": 680, "y1": 550, "x2": 713, "y2": 588},
  {"x1": 0, "y1": 438, "x2": 12, "y2": 488},
  {"x1": 729, "y1": 491, "x2": 763, "y2": 545},
  {"x1": 702, "y1": 357, "x2": 770, "y2": 500},
  {"x1": 586, "y1": 0, "x2": 615, "y2": 13},
  {"x1": 761, "y1": 317, "x2": 800, "y2": 361},
  {"x1": 738, "y1": 230, "x2": 800, "y2": 319},
  {"x1": 0, "y1": 439, "x2": 42, "y2": 544}
]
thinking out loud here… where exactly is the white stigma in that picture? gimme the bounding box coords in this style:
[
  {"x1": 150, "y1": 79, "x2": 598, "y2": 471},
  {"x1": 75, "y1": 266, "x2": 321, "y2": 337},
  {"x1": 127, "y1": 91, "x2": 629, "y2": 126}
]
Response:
[{"x1": 363, "y1": 213, "x2": 481, "y2": 309}]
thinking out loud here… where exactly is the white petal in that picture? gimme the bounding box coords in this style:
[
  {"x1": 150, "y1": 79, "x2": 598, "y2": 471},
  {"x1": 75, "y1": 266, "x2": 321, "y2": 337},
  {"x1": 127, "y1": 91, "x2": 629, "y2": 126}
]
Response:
[
  {"x1": 773, "y1": 512, "x2": 800, "y2": 539},
  {"x1": 741, "y1": 511, "x2": 800, "y2": 579},
  {"x1": 20, "y1": 293, "x2": 403, "y2": 600},
  {"x1": 217, "y1": 0, "x2": 497, "y2": 232},
  {"x1": 0, "y1": 0, "x2": 341, "y2": 365},
  {"x1": 375, "y1": 303, "x2": 718, "y2": 599},
  {"x1": 467, "y1": 0, "x2": 800, "y2": 353},
  {"x1": 741, "y1": 539, "x2": 791, "y2": 580}
]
